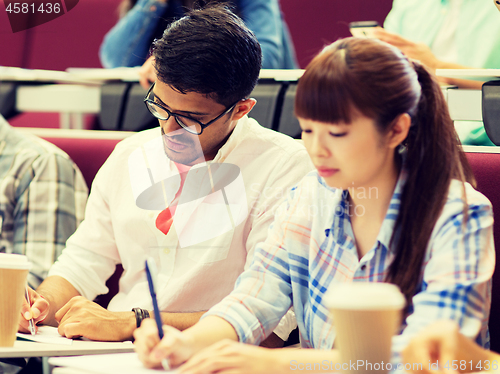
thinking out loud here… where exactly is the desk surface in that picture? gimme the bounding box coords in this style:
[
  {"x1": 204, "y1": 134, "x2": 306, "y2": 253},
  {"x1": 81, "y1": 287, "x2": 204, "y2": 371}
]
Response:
[
  {"x1": 2, "y1": 72, "x2": 487, "y2": 127},
  {"x1": 0, "y1": 67, "x2": 304, "y2": 84},
  {"x1": 436, "y1": 68, "x2": 500, "y2": 81},
  {"x1": 0, "y1": 340, "x2": 135, "y2": 358}
]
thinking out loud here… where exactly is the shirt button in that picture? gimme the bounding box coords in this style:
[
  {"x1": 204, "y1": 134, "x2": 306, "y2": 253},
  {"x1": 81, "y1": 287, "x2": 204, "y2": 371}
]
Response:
[
  {"x1": 360, "y1": 264, "x2": 366, "y2": 271},
  {"x1": 163, "y1": 248, "x2": 170, "y2": 255}
]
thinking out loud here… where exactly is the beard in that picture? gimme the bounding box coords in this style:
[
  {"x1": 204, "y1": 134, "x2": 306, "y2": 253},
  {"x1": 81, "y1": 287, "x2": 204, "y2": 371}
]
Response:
[{"x1": 161, "y1": 126, "x2": 205, "y2": 166}]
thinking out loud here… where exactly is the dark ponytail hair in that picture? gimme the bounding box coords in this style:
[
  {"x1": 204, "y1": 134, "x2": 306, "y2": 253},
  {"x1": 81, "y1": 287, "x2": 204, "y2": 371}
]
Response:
[
  {"x1": 295, "y1": 37, "x2": 475, "y2": 306},
  {"x1": 388, "y1": 61, "x2": 475, "y2": 306}
]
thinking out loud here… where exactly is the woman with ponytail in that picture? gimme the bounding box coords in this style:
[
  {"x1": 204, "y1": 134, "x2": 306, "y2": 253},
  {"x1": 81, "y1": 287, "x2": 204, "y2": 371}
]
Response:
[{"x1": 133, "y1": 37, "x2": 495, "y2": 373}]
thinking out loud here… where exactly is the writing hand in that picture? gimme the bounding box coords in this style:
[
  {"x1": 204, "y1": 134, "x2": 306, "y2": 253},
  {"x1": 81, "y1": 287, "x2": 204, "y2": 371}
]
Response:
[
  {"x1": 19, "y1": 286, "x2": 49, "y2": 333},
  {"x1": 178, "y1": 340, "x2": 278, "y2": 374},
  {"x1": 134, "y1": 319, "x2": 195, "y2": 369}
]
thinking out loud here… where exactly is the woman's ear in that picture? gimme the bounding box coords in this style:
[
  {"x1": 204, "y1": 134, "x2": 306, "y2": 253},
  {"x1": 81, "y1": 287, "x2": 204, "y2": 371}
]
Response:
[
  {"x1": 231, "y1": 98, "x2": 257, "y2": 121},
  {"x1": 387, "y1": 113, "x2": 411, "y2": 149}
]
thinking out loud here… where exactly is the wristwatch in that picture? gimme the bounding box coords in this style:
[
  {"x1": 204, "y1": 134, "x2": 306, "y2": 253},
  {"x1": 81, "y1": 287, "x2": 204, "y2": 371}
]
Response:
[{"x1": 132, "y1": 308, "x2": 150, "y2": 328}]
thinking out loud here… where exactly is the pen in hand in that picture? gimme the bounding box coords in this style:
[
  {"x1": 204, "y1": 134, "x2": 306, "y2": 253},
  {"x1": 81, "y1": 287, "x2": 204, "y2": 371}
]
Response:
[
  {"x1": 145, "y1": 258, "x2": 170, "y2": 370},
  {"x1": 24, "y1": 286, "x2": 36, "y2": 335}
]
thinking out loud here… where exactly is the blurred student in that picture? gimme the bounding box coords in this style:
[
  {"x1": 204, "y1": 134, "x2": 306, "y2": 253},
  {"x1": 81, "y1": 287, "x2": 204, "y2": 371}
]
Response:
[
  {"x1": 0, "y1": 115, "x2": 87, "y2": 289},
  {"x1": 376, "y1": 0, "x2": 500, "y2": 81},
  {"x1": 133, "y1": 37, "x2": 495, "y2": 373},
  {"x1": 20, "y1": 4, "x2": 310, "y2": 344},
  {"x1": 402, "y1": 320, "x2": 498, "y2": 374},
  {"x1": 99, "y1": 0, "x2": 298, "y2": 89},
  {"x1": 374, "y1": 0, "x2": 500, "y2": 145}
]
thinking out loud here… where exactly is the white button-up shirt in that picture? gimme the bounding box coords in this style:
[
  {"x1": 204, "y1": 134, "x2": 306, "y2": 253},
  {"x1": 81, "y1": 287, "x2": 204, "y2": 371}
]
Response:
[{"x1": 49, "y1": 116, "x2": 312, "y2": 337}]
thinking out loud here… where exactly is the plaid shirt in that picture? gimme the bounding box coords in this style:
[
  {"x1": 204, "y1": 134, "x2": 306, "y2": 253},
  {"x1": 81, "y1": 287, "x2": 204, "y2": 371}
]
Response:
[
  {"x1": 205, "y1": 168, "x2": 494, "y2": 360},
  {"x1": 0, "y1": 117, "x2": 87, "y2": 288}
]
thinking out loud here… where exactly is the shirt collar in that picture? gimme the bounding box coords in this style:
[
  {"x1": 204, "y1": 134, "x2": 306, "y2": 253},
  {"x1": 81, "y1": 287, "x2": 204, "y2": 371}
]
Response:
[
  {"x1": 376, "y1": 167, "x2": 407, "y2": 253},
  {"x1": 211, "y1": 116, "x2": 246, "y2": 163},
  {"x1": 319, "y1": 156, "x2": 408, "y2": 255}
]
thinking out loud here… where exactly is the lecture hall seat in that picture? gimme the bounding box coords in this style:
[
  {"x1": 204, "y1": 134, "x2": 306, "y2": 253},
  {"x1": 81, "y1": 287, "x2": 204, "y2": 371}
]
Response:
[
  {"x1": 16, "y1": 127, "x2": 134, "y2": 191},
  {"x1": 465, "y1": 147, "x2": 500, "y2": 353}
]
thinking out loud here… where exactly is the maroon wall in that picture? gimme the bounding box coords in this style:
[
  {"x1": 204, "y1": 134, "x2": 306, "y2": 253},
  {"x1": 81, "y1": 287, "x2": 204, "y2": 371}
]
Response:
[
  {"x1": 281, "y1": 0, "x2": 394, "y2": 68},
  {"x1": 0, "y1": 0, "x2": 122, "y2": 70}
]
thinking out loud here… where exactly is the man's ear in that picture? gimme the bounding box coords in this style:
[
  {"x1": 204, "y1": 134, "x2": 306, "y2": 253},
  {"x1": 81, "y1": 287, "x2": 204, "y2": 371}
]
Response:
[
  {"x1": 231, "y1": 98, "x2": 257, "y2": 121},
  {"x1": 387, "y1": 113, "x2": 411, "y2": 149}
]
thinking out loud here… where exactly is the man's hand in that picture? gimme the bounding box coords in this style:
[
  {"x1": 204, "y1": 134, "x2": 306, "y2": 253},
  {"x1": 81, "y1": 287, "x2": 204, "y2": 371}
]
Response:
[
  {"x1": 18, "y1": 286, "x2": 49, "y2": 333},
  {"x1": 134, "y1": 319, "x2": 195, "y2": 369},
  {"x1": 373, "y1": 28, "x2": 440, "y2": 71},
  {"x1": 55, "y1": 296, "x2": 136, "y2": 341},
  {"x1": 138, "y1": 56, "x2": 157, "y2": 90}
]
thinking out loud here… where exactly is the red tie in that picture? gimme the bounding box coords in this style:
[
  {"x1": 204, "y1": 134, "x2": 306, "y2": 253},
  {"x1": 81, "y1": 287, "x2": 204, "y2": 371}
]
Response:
[{"x1": 155, "y1": 163, "x2": 190, "y2": 235}]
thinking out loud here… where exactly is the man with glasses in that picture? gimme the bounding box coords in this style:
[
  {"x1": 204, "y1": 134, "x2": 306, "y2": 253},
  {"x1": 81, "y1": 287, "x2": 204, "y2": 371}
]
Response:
[
  {"x1": 144, "y1": 83, "x2": 240, "y2": 137},
  {"x1": 20, "y1": 4, "x2": 311, "y2": 344}
]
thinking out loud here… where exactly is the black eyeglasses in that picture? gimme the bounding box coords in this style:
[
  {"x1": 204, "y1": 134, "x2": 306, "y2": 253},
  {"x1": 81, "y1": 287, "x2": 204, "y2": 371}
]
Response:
[{"x1": 144, "y1": 83, "x2": 239, "y2": 135}]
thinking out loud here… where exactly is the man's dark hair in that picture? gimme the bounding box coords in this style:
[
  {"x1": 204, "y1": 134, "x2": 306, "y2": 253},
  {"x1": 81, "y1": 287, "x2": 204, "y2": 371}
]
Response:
[{"x1": 152, "y1": 3, "x2": 262, "y2": 107}]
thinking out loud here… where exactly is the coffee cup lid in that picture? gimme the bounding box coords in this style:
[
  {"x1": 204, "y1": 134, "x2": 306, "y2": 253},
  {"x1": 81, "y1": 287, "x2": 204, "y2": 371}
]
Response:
[
  {"x1": 0, "y1": 253, "x2": 32, "y2": 270},
  {"x1": 324, "y1": 283, "x2": 406, "y2": 310}
]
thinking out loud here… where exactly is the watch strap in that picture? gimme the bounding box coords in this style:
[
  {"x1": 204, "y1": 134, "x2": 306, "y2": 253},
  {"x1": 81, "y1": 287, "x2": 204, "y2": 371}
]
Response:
[{"x1": 132, "y1": 308, "x2": 150, "y2": 328}]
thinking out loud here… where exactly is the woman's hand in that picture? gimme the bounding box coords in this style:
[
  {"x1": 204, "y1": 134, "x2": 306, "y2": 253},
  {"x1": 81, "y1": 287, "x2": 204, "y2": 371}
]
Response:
[
  {"x1": 179, "y1": 340, "x2": 282, "y2": 374},
  {"x1": 134, "y1": 319, "x2": 196, "y2": 369}
]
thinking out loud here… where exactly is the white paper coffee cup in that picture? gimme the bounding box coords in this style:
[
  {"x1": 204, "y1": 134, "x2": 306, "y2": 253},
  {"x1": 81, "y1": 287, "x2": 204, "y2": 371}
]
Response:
[
  {"x1": 0, "y1": 253, "x2": 32, "y2": 347},
  {"x1": 0, "y1": 253, "x2": 32, "y2": 269},
  {"x1": 324, "y1": 283, "x2": 406, "y2": 374}
]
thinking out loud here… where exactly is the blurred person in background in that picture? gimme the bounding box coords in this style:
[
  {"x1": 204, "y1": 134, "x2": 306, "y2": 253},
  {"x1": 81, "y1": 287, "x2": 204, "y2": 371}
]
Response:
[
  {"x1": 402, "y1": 320, "x2": 499, "y2": 374},
  {"x1": 100, "y1": 0, "x2": 298, "y2": 89},
  {"x1": 374, "y1": 0, "x2": 500, "y2": 146},
  {"x1": 0, "y1": 114, "x2": 87, "y2": 290}
]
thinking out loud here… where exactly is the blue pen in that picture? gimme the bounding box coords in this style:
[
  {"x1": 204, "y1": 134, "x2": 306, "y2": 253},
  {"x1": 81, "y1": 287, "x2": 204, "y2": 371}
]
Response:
[
  {"x1": 145, "y1": 257, "x2": 164, "y2": 339},
  {"x1": 145, "y1": 258, "x2": 171, "y2": 370}
]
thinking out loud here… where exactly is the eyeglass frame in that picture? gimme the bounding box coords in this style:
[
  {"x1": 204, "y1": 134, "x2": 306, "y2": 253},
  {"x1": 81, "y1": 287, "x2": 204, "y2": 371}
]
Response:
[{"x1": 144, "y1": 82, "x2": 240, "y2": 135}]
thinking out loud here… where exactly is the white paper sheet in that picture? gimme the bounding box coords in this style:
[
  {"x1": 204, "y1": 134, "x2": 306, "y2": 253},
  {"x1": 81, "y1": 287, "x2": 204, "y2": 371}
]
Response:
[
  {"x1": 16, "y1": 325, "x2": 73, "y2": 345},
  {"x1": 49, "y1": 352, "x2": 178, "y2": 373}
]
